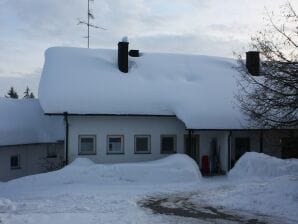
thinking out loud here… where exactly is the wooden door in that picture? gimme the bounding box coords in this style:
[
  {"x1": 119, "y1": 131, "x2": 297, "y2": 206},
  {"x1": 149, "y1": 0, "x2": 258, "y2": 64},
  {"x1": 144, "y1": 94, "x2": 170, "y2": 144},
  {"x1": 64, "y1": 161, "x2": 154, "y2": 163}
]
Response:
[{"x1": 184, "y1": 135, "x2": 200, "y2": 163}]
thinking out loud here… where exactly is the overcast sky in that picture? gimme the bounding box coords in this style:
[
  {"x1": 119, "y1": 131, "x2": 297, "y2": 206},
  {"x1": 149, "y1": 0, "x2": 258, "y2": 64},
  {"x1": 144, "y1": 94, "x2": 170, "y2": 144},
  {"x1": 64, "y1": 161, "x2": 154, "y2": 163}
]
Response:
[{"x1": 0, "y1": 0, "x2": 297, "y2": 96}]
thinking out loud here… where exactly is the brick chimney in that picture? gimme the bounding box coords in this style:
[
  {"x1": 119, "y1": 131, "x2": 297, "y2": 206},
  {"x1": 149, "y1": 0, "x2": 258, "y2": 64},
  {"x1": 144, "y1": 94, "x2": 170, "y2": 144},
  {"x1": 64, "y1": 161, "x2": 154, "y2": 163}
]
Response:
[
  {"x1": 118, "y1": 37, "x2": 129, "y2": 73},
  {"x1": 246, "y1": 51, "x2": 260, "y2": 76}
]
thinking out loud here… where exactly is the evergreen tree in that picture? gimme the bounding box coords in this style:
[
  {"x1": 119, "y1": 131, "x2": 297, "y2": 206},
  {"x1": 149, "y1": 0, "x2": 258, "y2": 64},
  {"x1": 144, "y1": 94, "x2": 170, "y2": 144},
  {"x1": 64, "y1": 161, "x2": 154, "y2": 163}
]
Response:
[
  {"x1": 23, "y1": 86, "x2": 35, "y2": 99},
  {"x1": 29, "y1": 92, "x2": 35, "y2": 99},
  {"x1": 24, "y1": 86, "x2": 30, "y2": 98},
  {"x1": 5, "y1": 87, "x2": 19, "y2": 99}
]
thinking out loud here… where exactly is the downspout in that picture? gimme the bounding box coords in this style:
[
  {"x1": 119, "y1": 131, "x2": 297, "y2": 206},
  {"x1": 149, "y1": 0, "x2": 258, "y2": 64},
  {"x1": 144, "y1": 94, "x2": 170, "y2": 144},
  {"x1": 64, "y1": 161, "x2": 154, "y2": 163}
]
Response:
[
  {"x1": 228, "y1": 130, "x2": 232, "y2": 171},
  {"x1": 63, "y1": 112, "x2": 69, "y2": 165},
  {"x1": 188, "y1": 129, "x2": 192, "y2": 155},
  {"x1": 260, "y1": 130, "x2": 263, "y2": 153}
]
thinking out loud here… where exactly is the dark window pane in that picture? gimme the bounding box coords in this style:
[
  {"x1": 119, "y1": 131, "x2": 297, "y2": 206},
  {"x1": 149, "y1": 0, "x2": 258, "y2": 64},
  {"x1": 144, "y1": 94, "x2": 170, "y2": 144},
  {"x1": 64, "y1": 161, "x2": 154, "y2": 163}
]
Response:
[
  {"x1": 136, "y1": 137, "x2": 149, "y2": 152},
  {"x1": 80, "y1": 137, "x2": 94, "y2": 152},
  {"x1": 10, "y1": 155, "x2": 19, "y2": 168},
  {"x1": 161, "y1": 136, "x2": 175, "y2": 153}
]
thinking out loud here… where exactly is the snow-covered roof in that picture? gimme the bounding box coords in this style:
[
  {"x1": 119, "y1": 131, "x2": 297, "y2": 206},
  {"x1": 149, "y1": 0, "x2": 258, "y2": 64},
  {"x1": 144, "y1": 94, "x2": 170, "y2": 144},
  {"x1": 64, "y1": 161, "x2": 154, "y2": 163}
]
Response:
[
  {"x1": 0, "y1": 98, "x2": 64, "y2": 146},
  {"x1": 39, "y1": 47, "x2": 248, "y2": 129}
]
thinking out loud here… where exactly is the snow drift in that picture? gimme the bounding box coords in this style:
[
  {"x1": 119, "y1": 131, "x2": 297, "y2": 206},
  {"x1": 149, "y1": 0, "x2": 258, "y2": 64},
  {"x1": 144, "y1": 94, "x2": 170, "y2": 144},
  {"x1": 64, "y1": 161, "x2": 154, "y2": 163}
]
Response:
[
  {"x1": 0, "y1": 198, "x2": 16, "y2": 213},
  {"x1": 5, "y1": 154, "x2": 201, "y2": 187},
  {"x1": 229, "y1": 152, "x2": 298, "y2": 179}
]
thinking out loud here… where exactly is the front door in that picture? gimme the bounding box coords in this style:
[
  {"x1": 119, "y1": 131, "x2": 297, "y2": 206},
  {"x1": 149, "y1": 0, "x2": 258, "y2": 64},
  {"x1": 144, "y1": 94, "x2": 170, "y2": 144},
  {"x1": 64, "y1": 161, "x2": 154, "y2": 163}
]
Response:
[
  {"x1": 235, "y1": 137, "x2": 250, "y2": 161},
  {"x1": 184, "y1": 135, "x2": 200, "y2": 163},
  {"x1": 281, "y1": 137, "x2": 298, "y2": 159}
]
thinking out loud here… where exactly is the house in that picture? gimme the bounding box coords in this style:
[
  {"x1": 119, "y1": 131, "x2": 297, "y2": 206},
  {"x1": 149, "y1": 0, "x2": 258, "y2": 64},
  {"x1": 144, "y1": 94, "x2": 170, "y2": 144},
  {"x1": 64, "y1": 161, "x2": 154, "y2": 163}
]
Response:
[
  {"x1": 38, "y1": 39, "x2": 298, "y2": 174},
  {"x1": 0, "y1": 98, "x2": 64, "y2": 181}
]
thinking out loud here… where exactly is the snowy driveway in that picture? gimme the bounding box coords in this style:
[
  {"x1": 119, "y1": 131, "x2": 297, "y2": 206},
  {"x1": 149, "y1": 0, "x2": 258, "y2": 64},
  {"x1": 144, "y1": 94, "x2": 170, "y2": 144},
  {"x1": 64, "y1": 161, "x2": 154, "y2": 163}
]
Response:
[
  {"x1": 0, "y1": 154, "x2": 297, "y2": 224},
  {"x1": 139, "y1": 192, "x2": 289, "y2": 224},
  {"x1": 1, "y1": 177, "x2": 297, "y2": 224}
]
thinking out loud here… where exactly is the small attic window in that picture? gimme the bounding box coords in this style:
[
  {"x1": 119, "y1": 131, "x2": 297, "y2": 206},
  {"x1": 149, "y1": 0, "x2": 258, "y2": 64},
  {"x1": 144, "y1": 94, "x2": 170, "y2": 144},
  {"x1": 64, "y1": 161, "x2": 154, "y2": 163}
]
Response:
[{"x1": 10, "y1": 154, "x2": 20, "y2": 169}]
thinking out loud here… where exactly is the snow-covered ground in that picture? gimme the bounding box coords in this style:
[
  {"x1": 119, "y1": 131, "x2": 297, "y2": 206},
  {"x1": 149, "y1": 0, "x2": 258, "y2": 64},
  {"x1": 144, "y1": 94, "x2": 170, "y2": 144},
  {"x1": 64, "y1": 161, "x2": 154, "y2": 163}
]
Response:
[{"x1": 0, "y1": 153, "x2": 297, "y2": 224}]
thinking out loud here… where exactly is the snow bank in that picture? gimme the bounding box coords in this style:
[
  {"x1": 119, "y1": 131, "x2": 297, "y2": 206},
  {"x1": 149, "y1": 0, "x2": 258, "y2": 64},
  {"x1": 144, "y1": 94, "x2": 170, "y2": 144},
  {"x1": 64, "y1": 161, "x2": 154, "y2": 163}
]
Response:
[
  {"x1": 39, "y1": 47, "x2": 248, "y2": 129},
  {"x1": 0, "y1": 97, "x2": 64, "y2": 146},
  {"x1": 6, "y1": 154, "x2": 201, "y2": 187},
  {"x1": 0, "y1": 198, "x2": 16, "y2": 213},
  {"x1": 200, "y1": 174, "x2": 298, "y2": 221},
  {"x1": 229, "y1": 152, "x2": 298, "y2": 179}
]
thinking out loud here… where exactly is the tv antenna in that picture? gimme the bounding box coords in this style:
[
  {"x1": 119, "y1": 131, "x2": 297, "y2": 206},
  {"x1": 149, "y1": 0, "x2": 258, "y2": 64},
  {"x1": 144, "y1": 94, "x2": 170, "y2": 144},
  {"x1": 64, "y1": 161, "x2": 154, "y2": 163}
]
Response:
[{"x1": 77, "y1": 0, "x2": 106, "y2": 48}]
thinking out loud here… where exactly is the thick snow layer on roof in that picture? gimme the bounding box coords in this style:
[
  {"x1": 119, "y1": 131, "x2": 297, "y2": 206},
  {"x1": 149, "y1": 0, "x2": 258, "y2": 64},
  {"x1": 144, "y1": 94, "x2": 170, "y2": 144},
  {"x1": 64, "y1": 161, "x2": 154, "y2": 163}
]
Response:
[
  {"x1": 0, "y1": 98, "x2": 64, "y2": 146},
  {"x1": 39, "y1": 47, "x2": 248, "y2": 129}
]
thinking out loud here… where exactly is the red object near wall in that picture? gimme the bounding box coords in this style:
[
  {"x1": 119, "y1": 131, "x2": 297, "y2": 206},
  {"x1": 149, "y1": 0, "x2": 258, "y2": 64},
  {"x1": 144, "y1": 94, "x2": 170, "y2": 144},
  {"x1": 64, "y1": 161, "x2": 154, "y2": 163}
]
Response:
[{"x1": 202, "y1": 155, "x2": 209, "y2": 174}]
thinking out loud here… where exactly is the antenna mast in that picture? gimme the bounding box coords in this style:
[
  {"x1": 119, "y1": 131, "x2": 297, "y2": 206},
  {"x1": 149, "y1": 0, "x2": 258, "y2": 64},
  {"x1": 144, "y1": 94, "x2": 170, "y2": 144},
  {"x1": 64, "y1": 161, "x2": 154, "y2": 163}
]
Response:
[{"x1": 77, "y1": 0, "x2": 106, "y2": 48}]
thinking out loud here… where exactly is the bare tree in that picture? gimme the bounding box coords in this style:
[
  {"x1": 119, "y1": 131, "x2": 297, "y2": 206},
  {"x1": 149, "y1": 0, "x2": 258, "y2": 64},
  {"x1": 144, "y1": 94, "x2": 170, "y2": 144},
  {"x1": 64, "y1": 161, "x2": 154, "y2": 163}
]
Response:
[
  {"x1": 77, "y1": 0, "x2": 106, "y2": 48},
  {"x1": 236, "y1": 1, "x2": 298, "y2": 128}
]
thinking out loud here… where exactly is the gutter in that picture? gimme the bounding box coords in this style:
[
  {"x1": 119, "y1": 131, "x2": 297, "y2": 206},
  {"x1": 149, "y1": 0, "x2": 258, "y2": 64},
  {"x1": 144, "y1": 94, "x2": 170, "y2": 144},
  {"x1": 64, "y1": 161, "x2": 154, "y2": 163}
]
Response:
[
  {"x1": 228, "y1": 130, "x2": 232, "y2": 171},
  {"x1": 45, "y1": 113, "x2": 176, "y2": 117},
  {"x1": 186, "y1": 128, "x2": 295, "y2": 131},
  {"x1": 260, "y1": 130, "x2": 263, "y2": 153},
  {"x1": 63, "y1": 112, "x2": 69, "y2": 165}
]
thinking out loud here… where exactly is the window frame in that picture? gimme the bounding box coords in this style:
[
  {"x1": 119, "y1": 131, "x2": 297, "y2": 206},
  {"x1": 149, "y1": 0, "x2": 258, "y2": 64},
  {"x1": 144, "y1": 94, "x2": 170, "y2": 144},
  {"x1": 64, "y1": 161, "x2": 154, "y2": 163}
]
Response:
[
  {"x1": 107, "y1": 135, "x2": 124, "y2": 154},
  {"x1": 78, "y1": 135, "x2": 97, "y2": 155},
  {"x1": 134, "y1": 135, "x2": 151, "y2": 154},
  {"x1": 10, "y1": 154, "x2": 20, "y2": 169},
  {"x1": 160, "y1": 135, "x2": 177, "y2": 154}
]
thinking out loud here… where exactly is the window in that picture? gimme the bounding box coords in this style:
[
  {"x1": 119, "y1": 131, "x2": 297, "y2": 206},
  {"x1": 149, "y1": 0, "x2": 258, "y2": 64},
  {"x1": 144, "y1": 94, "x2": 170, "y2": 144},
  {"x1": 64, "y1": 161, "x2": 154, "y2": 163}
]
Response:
[
  {"x1": 161, "y1": 135, "x2": 177, "y2": 154},
  {"x1": 10, "y1": 154, "x2": 20, "y2": 169},
  {"x1": 46, "y1": 145, "x2": 57, "y2": 158},
  {"x1": 135, "y1": 135, "x2": 151, "y2": 154},
  {"x1": 78, "y1": 135, "x2": 96, "y2": 155},
  {"x1": 107, "y1": 135, "x2": 124, "y2": 154}
]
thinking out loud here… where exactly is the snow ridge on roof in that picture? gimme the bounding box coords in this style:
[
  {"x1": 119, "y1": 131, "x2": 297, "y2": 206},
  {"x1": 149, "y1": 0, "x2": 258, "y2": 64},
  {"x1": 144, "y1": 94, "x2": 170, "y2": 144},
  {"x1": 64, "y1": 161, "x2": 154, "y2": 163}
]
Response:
[
  {"x1": 0, "y1": 98, "x2": 64, "y2": 146},
  {"x1": 39, "y1": 47, "x2": 247, "y2": 129}
]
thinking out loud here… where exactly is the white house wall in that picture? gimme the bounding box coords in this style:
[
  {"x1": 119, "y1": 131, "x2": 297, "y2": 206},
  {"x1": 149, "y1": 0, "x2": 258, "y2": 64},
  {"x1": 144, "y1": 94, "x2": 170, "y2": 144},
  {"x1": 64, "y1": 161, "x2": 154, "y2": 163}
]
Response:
[
  {"x1": 0, "y1": 143, "x2": 64, "y2": 181},
  {"x1": 67, "y1": 116, "x2": 231, "y2": 173},
  {"x1": 68, "y1": 116, "x2": 187, "y2": 163}
]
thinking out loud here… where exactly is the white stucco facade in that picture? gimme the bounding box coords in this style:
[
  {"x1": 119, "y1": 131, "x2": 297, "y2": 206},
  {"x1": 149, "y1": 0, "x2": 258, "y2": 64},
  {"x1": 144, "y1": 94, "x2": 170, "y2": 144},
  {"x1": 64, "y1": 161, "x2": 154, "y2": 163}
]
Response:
[
  {"x1": 67, "y1": 115, "x2": 297, "y2": 175},
  {"x1": 68, "y1": 116, "x2": 187, "y2": 163},
  {"x1": 67, "y1": 116, "x2": 233, "y2": 173}
]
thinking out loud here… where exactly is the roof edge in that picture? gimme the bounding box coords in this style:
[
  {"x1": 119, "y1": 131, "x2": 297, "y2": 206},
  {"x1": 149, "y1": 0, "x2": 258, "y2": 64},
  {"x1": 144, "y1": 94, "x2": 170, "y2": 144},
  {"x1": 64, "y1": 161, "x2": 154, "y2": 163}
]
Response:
[
  {"x1": 186, "y1": 128, "x2": 297, "y2": 131},
  {"x1": 0, "y1": 140, "x2": 64, "y2": 148},
  {"x1": 45, "y1": 113, "x2": 176, "y2": 117}
]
